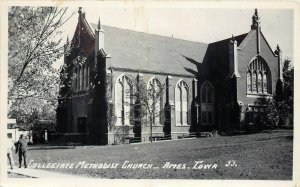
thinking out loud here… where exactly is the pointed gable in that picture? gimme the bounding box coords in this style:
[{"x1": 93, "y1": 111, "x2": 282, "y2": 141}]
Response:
[{"x1": 70, "y1": 12, "x2": 95, "y2": 58}]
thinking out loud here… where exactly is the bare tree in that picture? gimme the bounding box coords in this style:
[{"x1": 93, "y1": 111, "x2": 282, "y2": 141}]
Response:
[
  {"x1": 129, "y1": 77, "x2": 166, "y2": 143},
  {"x1": 106, "y1": 75, "x2": 166, "y2": 144}
]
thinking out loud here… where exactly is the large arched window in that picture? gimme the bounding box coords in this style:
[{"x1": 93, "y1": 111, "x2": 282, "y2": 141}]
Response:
[
  {"x1": 247, "y1": 57, "x2": 271, "y2": 94},
  {"x1": 175, "y1": 80, "x2": 189, "y2": 125},
  {"x1": 147, "y1": 77, "x2": 163, "y2": 126},
  {"x1": 115, "y1": 75, "x2": 132, "y2": 126},
  {"x1": 200, "y1": 81, "x2": 214, "y2": 125}
]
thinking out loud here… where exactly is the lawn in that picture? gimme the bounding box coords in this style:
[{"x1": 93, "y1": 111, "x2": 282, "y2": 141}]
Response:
[{"x1": 14, "y1": 129, "x2": 293, "y2": 179}]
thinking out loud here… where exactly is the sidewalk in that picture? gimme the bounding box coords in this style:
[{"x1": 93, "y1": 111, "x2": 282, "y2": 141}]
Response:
[{"x1": 7, "y1": 167, "x2": 86, "y2": 178}]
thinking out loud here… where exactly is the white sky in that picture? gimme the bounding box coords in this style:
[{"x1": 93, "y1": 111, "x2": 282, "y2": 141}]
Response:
[{"x1": 55, "y1": 7, "x2": 294, "y2": 67}]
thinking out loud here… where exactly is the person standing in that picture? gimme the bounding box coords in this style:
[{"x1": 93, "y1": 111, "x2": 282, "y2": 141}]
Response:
[
  {"x1": 7, "y1": 136, "x2": 14, "y2": 170},
  {"x1": 15, "y1": 134, "x2": 28, "y2": 168}
]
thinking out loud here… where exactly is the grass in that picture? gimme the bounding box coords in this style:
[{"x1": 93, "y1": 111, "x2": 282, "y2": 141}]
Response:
[{"x1": 13, "y1": 129, "x2": 293, "y2": 179}]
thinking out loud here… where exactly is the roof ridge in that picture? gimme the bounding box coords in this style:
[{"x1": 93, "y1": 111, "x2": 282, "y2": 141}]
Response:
[
  {"x1": 208, "y1": 32, "x2": 249, "y2": 45},
  {"x1": 90, "y1": 23, "x2": 208, "y2": 45}
]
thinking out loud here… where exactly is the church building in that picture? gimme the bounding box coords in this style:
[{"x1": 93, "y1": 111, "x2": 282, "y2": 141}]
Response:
[{"x1": 56, "y1": 8, "x2": 283, "y2": 145}]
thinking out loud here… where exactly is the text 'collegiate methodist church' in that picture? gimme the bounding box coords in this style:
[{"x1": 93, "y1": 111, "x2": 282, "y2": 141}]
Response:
[{"x1": 56, "y1": 8, "x2": 283, "y2": 145}]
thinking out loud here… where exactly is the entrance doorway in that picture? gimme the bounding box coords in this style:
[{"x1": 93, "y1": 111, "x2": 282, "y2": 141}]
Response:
[{"x1": 77, "y1": 117, "x2": 87, "y2": 133}]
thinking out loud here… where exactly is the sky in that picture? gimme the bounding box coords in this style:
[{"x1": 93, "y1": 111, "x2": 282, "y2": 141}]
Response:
[{"x1": 55, "y1": 6, "x2": 294, "y2": 67}]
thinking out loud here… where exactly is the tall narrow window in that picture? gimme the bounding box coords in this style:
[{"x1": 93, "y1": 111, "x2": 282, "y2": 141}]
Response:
[
  {"x1": 115, "y1": 75, "x2": 132, "y2": 126},
  {"x1": 73, "y1": 68, "x2": 77, "y2": 91},
  {"x1": 77, "y1": 67, "x2": 80, "y2": 91},
  {"x1": 78, "y1": 67, "x2": 80, "y2": 90},
  {"x1": 263, "y1": 72, "x2": 268, "y2": 93},
  {"x1": 201, "y1": 86, "x2": 206, "y2": 103},
  {"x1": 86, "y1": 65, "x2": 89, "y2": 89},
  {"x1": 258, "y1": 72, "x2": 262, "y2": 93},
  {"x1": 82, "y1": 65, "x2": 85, "y2": 89},
  {"x1": 200, "y1": 81, "x2": 214, "y2": 125},
  {"x1": 247, "y1": 71, "x2": 252, "y2": 92},
  {"x1": 175, "y1": 86, "x2": 181, "y2": 124},
  {"x1": 247, "y1": 57, "x2": 271, "y2": 94},
  {"x1": 87, "y1": 66, "x2": 90, "y2": 87},
  {"x1": 252, "y1": 72, "x2": 257, "y2": 92},
  {"x1": 175, "y1": 80, "x2": 189, "y2": 125},
  {"x1": 79, "y1": 67, "x2": 82, "y2": 91},
  {"x1": 148, "y1": 77, "x2": 163, "y2": 126}
]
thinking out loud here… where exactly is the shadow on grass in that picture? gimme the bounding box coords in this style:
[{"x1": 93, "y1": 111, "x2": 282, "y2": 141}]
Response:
[
  {"x1": 285, "y1": 135, "x2": 293, "y2": 141},
  {"x1": 235, "y1": 135, "x2": 294, "y2": 145},
  {"x1": 8, "y1": 171, "x2": 37, "y2": 178},
  {"x1": 258, "y1": 129, "x2": 293, "y2": 134},
  {"x1": 29, "y1": 146, "x2": 76, "y2": 150}
]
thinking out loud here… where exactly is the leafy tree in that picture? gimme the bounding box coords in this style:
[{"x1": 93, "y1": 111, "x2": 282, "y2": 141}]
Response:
[
  {"x1": 280, "y1": 58, "x2": 294, "y2": 127},
  {"x1": 8, "y1": 6, "x2": 73, "y2": 129},
  {"x1": 9, "y1": 97, "x2": 56, "y2": 130},
  {"x1": 255, "y1": 59, "x2": 294, "y2": 129}
]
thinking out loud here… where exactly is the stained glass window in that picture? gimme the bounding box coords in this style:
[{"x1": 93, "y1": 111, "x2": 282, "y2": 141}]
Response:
[{"x1": 247, "y1": 57, "x2": 271, "y2": 94}]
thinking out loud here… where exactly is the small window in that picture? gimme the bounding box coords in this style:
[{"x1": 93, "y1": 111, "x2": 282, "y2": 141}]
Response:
[{"x1": 7, "y1": 133, "x2": 12, "y2": 138}]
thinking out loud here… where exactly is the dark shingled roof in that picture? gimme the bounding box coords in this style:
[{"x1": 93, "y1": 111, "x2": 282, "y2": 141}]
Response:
[
  {"x1": 205, "y1": 33, "x2": 249, "y2": 79},
  {"x1": 90, "y1": 24, "x2": 210, "y2": 77}
]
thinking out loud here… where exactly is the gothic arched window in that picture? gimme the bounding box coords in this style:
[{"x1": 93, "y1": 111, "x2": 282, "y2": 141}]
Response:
[
  {"x1": 175, "y1": 80, "x2": 189, "y2": 125},
  {"x1": 247, "y1": 57, "x2": 271, "y2": 94},
  {"x1": 147, "y1": 77, "x2": 163, "y2": 126},
  {"x1": 200, "y1": 81, "x2": 214, "y2": 125},
  {"x1": 115, "y1": 75, "x2": 132, "y2": 126}
]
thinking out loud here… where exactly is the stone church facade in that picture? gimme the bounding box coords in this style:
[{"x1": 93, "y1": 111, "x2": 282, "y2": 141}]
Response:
[{"x1": 56, "y1": 8, "x2": 283, "y2": 145}]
